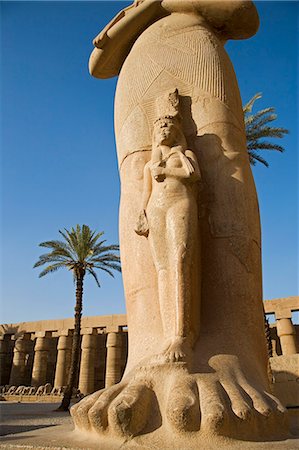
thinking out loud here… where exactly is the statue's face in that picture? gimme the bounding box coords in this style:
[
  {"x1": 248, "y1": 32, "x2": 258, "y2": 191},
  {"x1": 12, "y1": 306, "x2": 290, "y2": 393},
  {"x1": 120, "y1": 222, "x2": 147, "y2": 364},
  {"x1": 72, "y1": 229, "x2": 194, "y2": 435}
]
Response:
[{"x1": 154, "y1": 119, "x2": 178, "y2": 146}]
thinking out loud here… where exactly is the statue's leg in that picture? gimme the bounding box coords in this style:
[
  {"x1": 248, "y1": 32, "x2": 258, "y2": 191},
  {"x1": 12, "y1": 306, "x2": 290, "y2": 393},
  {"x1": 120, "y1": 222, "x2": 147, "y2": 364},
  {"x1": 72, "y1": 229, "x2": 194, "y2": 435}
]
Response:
[
  {"x1": 162, "y1": 197, "x2": 198, "y2": 362},
  {"x1": 147, "y1": 202, "x2": 175, "y2": 344},
  {"x1": 186, "y1": 121, "x2": 290, "y2": 438}
]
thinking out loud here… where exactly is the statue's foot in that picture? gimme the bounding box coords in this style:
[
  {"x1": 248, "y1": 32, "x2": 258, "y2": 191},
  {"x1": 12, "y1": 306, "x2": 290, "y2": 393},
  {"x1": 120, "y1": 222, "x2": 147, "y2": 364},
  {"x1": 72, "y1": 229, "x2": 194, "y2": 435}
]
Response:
[
  {"x1": 71, "y1": 378, "x2": 154, "y2": 438},
  {"x1": 197, "y1": 355, "x2": 288, "y2": 440},
  {"x1": 71, "y1": 365, "x2": 200, "y2": 439},
  {"x1": 163, "y1": 337, "x2": 191, "y2": 363},
  {"x1": 71, "y1": 356, "x2": 289, "y2": 444}
]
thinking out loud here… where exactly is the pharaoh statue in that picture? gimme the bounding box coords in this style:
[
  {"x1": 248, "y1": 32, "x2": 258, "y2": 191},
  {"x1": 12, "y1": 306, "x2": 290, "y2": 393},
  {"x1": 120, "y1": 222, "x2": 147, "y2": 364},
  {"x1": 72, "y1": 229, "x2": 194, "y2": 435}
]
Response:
[{"x1": 71, "y1": 1, "x2": 288, "y2": 447}]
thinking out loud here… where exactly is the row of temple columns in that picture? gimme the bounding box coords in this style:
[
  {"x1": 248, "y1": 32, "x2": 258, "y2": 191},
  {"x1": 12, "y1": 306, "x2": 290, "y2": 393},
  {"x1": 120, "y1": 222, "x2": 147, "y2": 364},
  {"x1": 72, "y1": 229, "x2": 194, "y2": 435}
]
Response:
[
  {"x1": 265, "y1": 297, "x2": 299, "y2": 356},
  {"x1": 0, "y1": 328, "x2": 127, "y2": 395},
  {"x1": 1, "y1": 304, "x2": 298, "y2": 396}
]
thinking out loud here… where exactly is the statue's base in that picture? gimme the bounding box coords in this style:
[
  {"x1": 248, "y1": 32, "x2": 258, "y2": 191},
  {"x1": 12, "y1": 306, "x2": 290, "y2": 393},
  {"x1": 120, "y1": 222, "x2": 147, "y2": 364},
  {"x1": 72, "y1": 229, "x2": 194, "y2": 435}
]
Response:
[
  {"x1": 70, "y1": 358, "x2": 291, "y2": 444},
  {"x1": 1, "y1": 401, "x2": 298, "y2": 450},
  {"x1": 0, "y1": 419, "x2": 298, "y2": 450}
]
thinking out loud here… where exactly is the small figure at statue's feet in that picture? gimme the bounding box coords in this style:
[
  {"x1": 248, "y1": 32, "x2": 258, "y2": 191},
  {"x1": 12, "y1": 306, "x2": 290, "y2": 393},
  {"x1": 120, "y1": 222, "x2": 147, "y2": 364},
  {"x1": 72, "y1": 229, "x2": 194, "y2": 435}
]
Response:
[{"x1": 163, "y1": 336, "x2": 191, "y2": 363}]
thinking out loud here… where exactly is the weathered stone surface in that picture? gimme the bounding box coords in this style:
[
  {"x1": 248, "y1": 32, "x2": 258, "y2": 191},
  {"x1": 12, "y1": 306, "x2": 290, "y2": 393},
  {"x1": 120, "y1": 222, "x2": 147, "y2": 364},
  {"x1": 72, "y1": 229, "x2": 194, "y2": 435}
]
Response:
[
  {"x1": 0, "y1": 402, "x2": 298, "y2": 450},
  {"x1": 71, "y1": 0, "x2": 290, "y2": 446},
  {"x1": 271, "y1": 354, "x2": 299, "y2": 407}
]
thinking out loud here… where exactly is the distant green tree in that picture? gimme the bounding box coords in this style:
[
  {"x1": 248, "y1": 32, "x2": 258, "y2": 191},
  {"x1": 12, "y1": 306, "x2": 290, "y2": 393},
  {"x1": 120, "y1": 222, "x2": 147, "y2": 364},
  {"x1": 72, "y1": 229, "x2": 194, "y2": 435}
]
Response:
[
  {"x1": 244, "y1": 93, "x2": 289, "y2": 167},
  {"x1": 33, "y1": 224, "x2": 121, "y2": 411}
]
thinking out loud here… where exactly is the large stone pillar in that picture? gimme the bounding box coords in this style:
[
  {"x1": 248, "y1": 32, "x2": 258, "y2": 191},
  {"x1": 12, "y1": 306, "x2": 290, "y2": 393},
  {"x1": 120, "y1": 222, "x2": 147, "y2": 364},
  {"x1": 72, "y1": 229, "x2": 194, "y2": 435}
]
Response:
[
  {"x1": 9, "y1": 333, "x2": 31, "y2": 386},
  {"x1": 105, "y1": 331, "x2": 123, "y2": 388},
  {"x1": 276, "y1": 317, "x2": 297, "y2": 355},
  {"x1": 31, "y1": 331, "x2": 51, "y2": 386},
  {"x1": 0, "y1": 335, "x2": 12, "y2": 385},
  {"x1": 54, "y1": 330, "x2": 72, "y2": 388},
  {"x1": 79, "y1": 328, "x2": 97, "y2": 395}
]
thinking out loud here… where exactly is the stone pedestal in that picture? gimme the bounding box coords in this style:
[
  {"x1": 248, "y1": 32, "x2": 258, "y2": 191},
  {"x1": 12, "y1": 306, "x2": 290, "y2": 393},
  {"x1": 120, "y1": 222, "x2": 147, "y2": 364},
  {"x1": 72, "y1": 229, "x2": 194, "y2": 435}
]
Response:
[
  {"x1": 31, "y1": 332, "x2": 51, "y2": 386},
  {"x1": 79, "y1": 329, "x2": 97, "y2": 395},
  {"x1": 9, "y1": 333, "x2": 31, "y2": 386},
  {"x1": 105, "y1": 331, "x2": 123, "y2": 388},
  {"x1": 54, "y1": 331, "x2": 72, "y2": 388},
  {"x1": 276, "y1": 318, "x2": 297, "y2": 355}
]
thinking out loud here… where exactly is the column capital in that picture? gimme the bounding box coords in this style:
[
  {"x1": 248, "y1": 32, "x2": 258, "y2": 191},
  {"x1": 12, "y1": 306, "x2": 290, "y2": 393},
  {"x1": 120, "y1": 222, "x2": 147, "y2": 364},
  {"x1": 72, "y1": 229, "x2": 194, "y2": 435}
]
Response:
[
  {"x1": 13, "y1": 332, "x2": 32, "y2": 341},
  {"x1": 53, "y1": 329, "x2": 73, "y2": 338},
  {"x1": 106, "y1": 326, "x2": 122, "y2": 333},
  {"x1": 34, "y1": 331, "x2": 52, "y2": 339},
  {"x1": 81, "y1": 327, "x2": 97, "y2": 335},
  {"x1": 275, "y1": 309, "x2": 292, "y2": 320}
]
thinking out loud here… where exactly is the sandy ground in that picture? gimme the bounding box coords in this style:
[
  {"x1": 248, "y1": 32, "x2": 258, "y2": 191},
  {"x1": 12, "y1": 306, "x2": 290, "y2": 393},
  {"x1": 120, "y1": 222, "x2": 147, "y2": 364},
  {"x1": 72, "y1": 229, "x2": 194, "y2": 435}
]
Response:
[
  {"x1": 0, "y1": 401, "x2": 298, "y2": 450},
  {"x1": 0, "y1": 402, "x2": 72, "y2": 437}
]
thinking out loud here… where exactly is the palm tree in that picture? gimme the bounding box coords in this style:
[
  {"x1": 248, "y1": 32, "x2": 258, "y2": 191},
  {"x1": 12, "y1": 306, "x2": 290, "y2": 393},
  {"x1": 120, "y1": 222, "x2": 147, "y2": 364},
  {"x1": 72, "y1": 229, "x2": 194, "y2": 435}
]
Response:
[
  {"x1": 244, "y1": 93, "x2": 289, "y2": 167},
  {"x1": 33, "y1": 224, "x2": 121, "y2": 410}
]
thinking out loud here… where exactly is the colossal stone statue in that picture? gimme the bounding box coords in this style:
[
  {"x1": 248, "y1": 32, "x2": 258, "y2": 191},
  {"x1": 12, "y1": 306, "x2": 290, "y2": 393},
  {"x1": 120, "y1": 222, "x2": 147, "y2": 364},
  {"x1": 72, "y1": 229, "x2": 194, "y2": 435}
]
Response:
[{"x1": 71, "y1": 1, "x2": 289, "y2": 447}]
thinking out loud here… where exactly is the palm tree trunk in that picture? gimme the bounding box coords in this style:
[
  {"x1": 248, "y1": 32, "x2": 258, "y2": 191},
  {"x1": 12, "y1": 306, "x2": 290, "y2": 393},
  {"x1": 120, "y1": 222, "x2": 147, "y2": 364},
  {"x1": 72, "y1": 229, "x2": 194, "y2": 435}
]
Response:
[{"x1": 58, "y1": 272, "x2": 84, "y2": 411}]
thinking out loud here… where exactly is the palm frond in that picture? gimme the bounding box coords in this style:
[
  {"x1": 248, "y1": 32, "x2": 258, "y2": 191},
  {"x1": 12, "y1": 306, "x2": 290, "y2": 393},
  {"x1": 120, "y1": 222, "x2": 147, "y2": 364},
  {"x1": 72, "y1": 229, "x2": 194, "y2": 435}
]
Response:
[
  {"x1": 247, "y1": 141, "x2": 285, "y2": 152},
  {"x1": 248, "y1": 126, "x2": 289, "y2": 140},
  {"x1": 90, "y1": 232, "x2": 104, "y2": 247},
  {"x1": 39, "y1": 240, "x2": 76, "y2": 259},
  {"x1": 59, "y1": 230, "x2": 77, "y2": 254},
  {"x1": 245, "y1": 113, "x2": 277, "y2": 129},
  {"x1": 33, "y1": 254, "x2": 70, "y2": 268},
  {"x1": 87, "y1": 268, "x2": 101, "y2": 287},
  {"x1": 91, "y1": 254, "x2": 121, "y2": 264},
  {"x1": 243, "y1": 92, "x2": 262, "y2": 114},
  {"x1": 38, "y1": 262, "x2": 67, "y2": 278},
  {"x1": 246, "y1": 107, "x2": 275, "y2": 121},
  {"x1": 90, "y1": 247, "x2": 120, "y2": 258},
  {"x1": 244, "y1": 93, "x2": 289, "y2": 167},
  {"x1": 93, "y1": 261, "x2": 121, "y2": 273},
  {"x1": 91, "y1": 265, "x2": 115, "y2": 278},
  {"x1": 248, "y1": 151, "x2": 269, "y2": 168},
  {"x1": 91, "y1": 246, "x2": 119, "y2": 260}
]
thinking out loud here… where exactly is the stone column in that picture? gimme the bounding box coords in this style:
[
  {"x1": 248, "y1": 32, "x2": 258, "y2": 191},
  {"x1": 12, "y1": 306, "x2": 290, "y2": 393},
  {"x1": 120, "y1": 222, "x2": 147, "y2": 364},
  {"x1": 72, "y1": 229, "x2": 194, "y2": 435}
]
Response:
[
  {"x1": 54, "y1": 330, "x2": 72, "y2": 388},
  {"x1": 79, "y1": 328, "x2": 97, "y2": 395},
  {"x1": 276, "y1": 317, "x2": 297, "y2": 355},
  {"x1": 9, "y1": 333, "x2": 31, "y2": 386},
  {"x1": 105, "y1": 331, "x2": 123, "y2": 388},
  {"x1": 0, "y1": 335, "x2": 11, "y2": 385},
  {"x1": 31, "y1": 331, "x2": 51, "y2": 387}
]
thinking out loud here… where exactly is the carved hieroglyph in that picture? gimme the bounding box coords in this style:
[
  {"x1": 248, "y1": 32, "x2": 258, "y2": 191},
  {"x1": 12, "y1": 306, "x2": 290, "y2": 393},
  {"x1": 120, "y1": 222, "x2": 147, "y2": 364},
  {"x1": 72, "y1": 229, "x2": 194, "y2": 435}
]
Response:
[{"x1": 71, "y1": 1, "x2": 289, "y2": 447}]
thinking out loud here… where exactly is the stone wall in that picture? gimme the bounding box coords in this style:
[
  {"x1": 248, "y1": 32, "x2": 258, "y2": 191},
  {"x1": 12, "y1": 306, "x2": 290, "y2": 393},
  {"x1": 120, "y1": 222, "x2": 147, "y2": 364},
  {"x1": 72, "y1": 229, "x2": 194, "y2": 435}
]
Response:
[
  {"x1": 263, "y1": 297, "x2": 299, "y2": 408},
  {"x1": 0, "y1": 314, "x2": 127, "y2": 396},
  {"x1": 1, "y1": 298, "x2": 298, "y2": 404}
]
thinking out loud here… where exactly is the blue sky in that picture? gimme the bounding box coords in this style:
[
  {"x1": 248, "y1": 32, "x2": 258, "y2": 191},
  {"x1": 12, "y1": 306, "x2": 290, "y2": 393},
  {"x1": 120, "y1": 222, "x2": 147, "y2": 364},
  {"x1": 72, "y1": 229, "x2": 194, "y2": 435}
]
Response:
[{"x1": 1, "y1": 1, "x2": 298, "y2": 325}]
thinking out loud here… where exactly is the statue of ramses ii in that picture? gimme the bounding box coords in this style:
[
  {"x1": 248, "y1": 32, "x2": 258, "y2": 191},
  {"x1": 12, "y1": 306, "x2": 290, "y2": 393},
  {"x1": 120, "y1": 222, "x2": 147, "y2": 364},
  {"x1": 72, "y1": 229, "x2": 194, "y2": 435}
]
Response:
[{"x1": 71, "y1": 2, "x2": 289, "y2": 447}]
